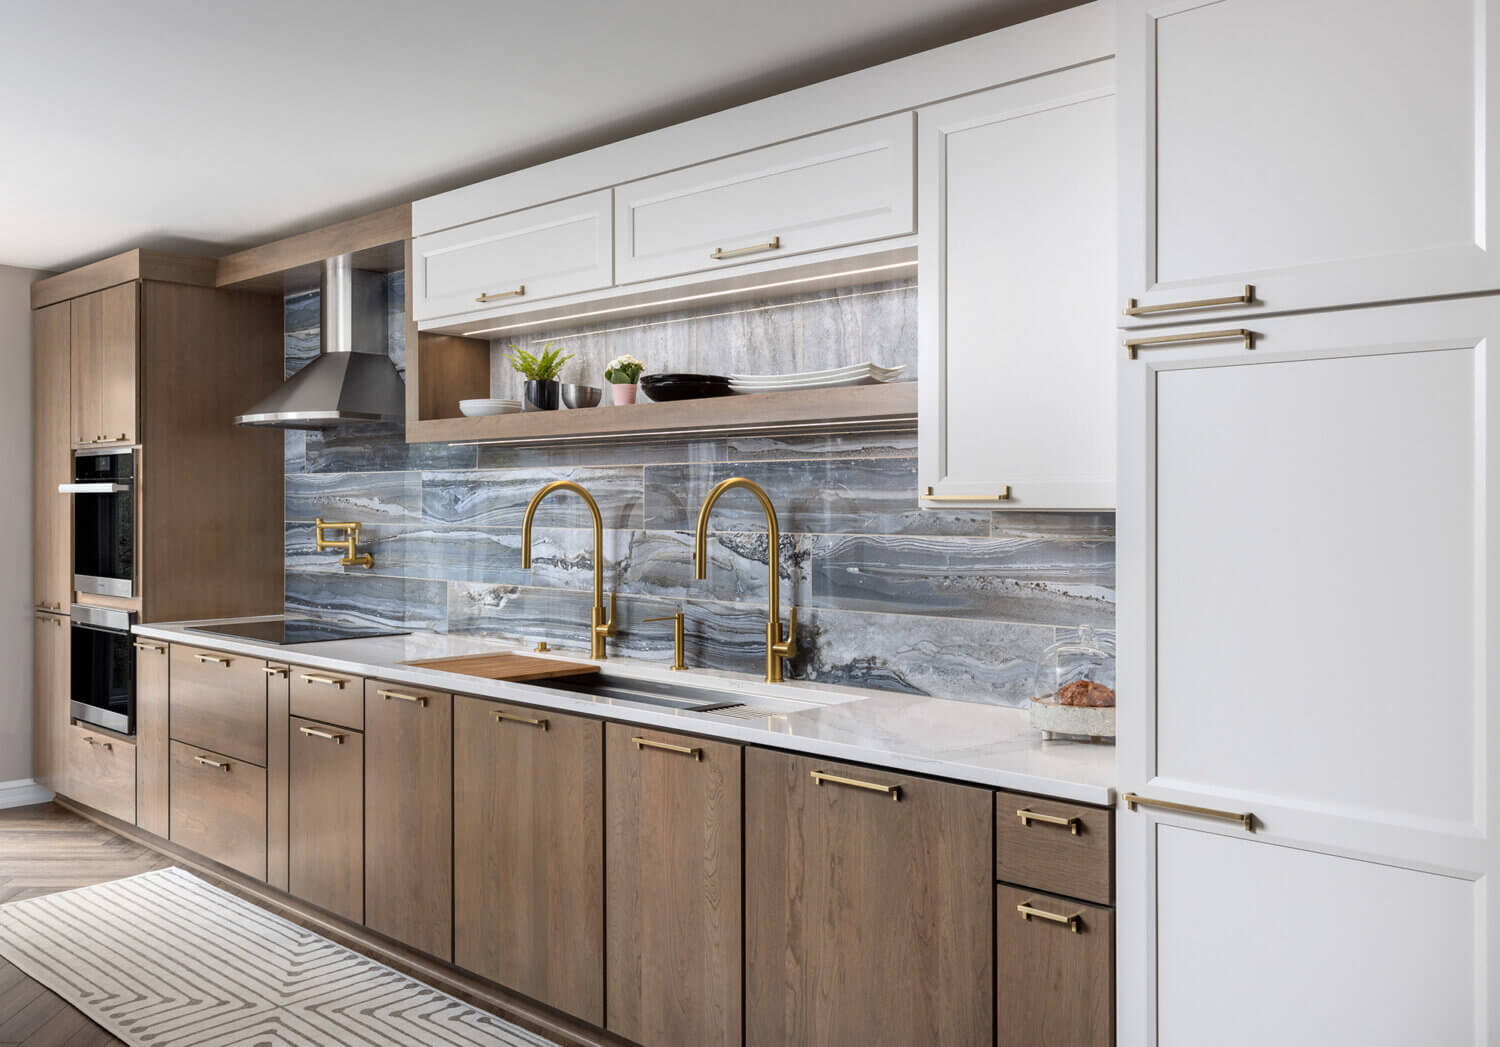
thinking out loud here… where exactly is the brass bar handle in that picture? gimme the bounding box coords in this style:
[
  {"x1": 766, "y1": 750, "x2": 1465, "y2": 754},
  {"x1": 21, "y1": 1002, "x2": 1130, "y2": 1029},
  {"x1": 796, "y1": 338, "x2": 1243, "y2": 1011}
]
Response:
[
  {"x1": 633, "y1": 737, "x2": 702, "y2": 760},
  {"x1": 810, "y1": 770, "x2": 901, "y2": 801},
  {"x1": 1123, "y1": 284, "x2": 1254, "y2": 317},
  {"x1": 1017, "y1": 902, "x2": 1082, "y2": 933},
  {"x1": 298, "y1": 726, "x2": 345, "y2": 744},
  {"x1": 494, "y1": 711, "x2": 549, "y2": 730},
  {"x1": 1124, "y1": 792, "x2": 1254, "y2": 832},
  {"x1": 476, "y1": 285, "x2": 525, "y2": 302},
  {"x1": 1017, "y1": 808, "x2": 1081, "y2": 835},
  {"x1": 193, "y1": 755, "x2": 230, "y2": 771},
  {"x1": 711, "y1": 236, "x2": 781, "y2": 260},
  {"x1": 195, "y1": 654, "x2": 231, "y2": 666},
  {"x1": 34, "y1": 614, "x2": 60, "y2": 626},
  {"x1": 379, "y1": 689, "x2": 427, "y2": 707},
  {"x1": 83, "y1": 736, "x2": 112, "y2": 751},
  {"x1": 262, "y1": 666, "x2": 288, "y2": 678},
  {"x1": 133, "y1": 641, "x2": 166, "y2": 653},
  {"x1": 923, "y1": 485, "x2": 1012, "y2": 502},
  {"x1": 1123, "y1": 328, "x2": 1254, "y2": 360},
  {"x1": 300, "y1": 674, "x2": 346, "y2": 689}
]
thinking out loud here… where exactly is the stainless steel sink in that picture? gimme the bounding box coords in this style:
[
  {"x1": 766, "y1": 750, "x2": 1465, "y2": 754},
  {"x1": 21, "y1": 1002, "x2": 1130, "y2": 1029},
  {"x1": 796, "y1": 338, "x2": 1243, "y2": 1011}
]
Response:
[{"x1": 540, "y1": 673, "x2": 745, "y2": 713}]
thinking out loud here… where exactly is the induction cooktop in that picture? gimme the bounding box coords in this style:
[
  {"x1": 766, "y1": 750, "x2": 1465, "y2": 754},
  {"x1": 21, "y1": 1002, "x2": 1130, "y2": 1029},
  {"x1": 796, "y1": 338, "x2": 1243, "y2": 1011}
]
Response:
[{"x1": 185, "y1": 618, "x2": 409, "y2": 645}]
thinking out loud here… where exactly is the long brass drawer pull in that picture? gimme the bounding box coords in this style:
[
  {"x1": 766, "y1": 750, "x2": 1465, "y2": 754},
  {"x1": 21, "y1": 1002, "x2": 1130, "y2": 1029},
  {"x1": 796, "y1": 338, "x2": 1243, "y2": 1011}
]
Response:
[
  {"x1": 1123, "y1": 284, "x2": 1254, "y2": 317},
  {"x1": 633, "y1": 737, "x2": 701, "y2": 760},
  {"x1": 133, "y1": 641, "x2": 166, "y2": 654},
  {"x1": 1123, "y1": 328, "x2": 1254, "y2": 360},
  {"x1": 35, "y1": 614, "x2": 60, "y2": 626},
  {"x1": 300, "y1": 674, "x2": 346, "y2": 689},
  {"x1": 923, "y1": 485, "x2": 1011, "y2": 502},
  {"x1": 193, "y1": 755, "x2": 229, "y2": 771},
  {"x1": 1018, "y1": 902, "x2": 1081, "y2": 933},
  {"x1": 379, "y1": 689, "x2": 427, "y2": 706},
  {"x1": 299, "y1": 726, "x2": 345, "y2": 744},
  {"x1": 495, "y1": 711, "x2": 548, "y2": 730},
  {"x1": 1017, "y1": 808, "x2": 1081, "y2": 835},
  {"x1": 83, "y1": 736, "x2": 112, "y2": 751},
  {"x1": 711, "y1": 236, "x2": 781, "y2": 260},
  {"x1": 262, "y1": 666, "x2": 288, "y2": 678},
  {"x1": 476, "y1": 285, "x2": 525, "y2": 303},
  {"x1": 195, "y1": 654, "x2": 231, "y2": 666},
  {"x1": 810, "y1": 770, "x2": 901, "y2": 801},
  {"x1": 1124, "y1": 792, "x2": 1254, "y2": 832}
]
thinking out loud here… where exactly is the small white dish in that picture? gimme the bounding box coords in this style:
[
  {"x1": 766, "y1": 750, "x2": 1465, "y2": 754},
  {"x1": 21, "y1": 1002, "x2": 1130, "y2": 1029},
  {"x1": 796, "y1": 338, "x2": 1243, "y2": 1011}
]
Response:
[{"x1": 459, "y1": 398, "x2": 523, "y2": 417}]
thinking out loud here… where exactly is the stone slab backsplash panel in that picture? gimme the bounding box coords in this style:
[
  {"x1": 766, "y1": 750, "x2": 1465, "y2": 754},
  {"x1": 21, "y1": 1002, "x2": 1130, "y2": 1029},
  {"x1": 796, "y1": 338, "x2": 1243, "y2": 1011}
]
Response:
[{"x1": 284, "y1": 274, "x2": 1114, "y2": 707}]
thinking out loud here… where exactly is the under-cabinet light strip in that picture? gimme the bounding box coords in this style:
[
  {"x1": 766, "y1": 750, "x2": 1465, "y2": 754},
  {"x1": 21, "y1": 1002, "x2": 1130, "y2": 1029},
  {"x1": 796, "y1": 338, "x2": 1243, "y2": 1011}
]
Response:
[{"x1": 445, "y1": 418, "x2": 917, "y2": 449}]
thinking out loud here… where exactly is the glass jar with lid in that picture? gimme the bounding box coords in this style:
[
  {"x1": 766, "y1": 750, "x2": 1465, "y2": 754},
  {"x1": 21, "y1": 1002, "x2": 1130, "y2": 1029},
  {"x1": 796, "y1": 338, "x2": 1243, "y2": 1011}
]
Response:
[{"x1": 1030, "y1": 624, "x2": 1116, "y2": 742}]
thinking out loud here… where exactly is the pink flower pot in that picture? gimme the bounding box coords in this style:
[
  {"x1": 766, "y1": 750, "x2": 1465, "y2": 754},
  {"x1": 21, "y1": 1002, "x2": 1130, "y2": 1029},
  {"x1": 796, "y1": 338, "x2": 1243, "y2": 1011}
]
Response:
[{"x1": 612, "y1": 383, "x2": 638, "y2": 406}]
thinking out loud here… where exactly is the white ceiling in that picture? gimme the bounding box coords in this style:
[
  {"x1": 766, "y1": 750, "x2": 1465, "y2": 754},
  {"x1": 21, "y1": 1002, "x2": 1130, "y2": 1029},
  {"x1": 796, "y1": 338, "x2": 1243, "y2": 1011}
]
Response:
[{"x1": 0, "y1": 0, "x2": 1076, "y2": 273}]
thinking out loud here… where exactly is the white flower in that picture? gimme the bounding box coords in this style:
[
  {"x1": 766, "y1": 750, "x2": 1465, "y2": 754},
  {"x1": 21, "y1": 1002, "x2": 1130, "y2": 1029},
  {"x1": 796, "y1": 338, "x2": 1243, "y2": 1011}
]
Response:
[{"x1": 606, "y1": 354, "x2": 644, "y2": 370}]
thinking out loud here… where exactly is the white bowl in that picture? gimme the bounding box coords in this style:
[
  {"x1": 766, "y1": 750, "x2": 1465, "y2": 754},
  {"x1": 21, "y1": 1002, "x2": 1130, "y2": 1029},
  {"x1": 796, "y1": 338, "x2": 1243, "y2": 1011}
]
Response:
[{"x1": 459, "y1": 399, "x2": 523, "y2": 417}]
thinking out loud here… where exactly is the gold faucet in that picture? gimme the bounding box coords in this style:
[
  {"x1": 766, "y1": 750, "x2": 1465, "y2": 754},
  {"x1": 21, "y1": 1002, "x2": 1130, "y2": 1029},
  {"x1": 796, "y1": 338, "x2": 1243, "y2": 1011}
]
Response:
[
  {"x1": 521, "y1": 481, "x2": 616, "y2": 659},
  {"x1": 694, "y1": 477, "x2": 797, "y2": 683},
  {"x1": 314, "y1": 518, "x2": 373, "y2": 568}
]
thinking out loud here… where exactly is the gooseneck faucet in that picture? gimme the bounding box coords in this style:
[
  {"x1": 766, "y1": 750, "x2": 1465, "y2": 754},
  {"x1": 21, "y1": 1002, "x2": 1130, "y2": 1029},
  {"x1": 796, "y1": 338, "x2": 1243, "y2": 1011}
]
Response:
[
  {"x1": 694, "y1": 477, "x2": 797, "y2": 683},
  {"x1": 521, "y1": 480, "x2": 616, "y2": 659}
]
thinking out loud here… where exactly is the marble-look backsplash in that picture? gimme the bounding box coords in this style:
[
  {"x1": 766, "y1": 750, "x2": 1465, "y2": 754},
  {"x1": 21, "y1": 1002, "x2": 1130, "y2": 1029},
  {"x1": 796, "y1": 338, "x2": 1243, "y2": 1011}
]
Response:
[{"x1": 284, "y1": 274, "x2": 1115, "y2": 707}]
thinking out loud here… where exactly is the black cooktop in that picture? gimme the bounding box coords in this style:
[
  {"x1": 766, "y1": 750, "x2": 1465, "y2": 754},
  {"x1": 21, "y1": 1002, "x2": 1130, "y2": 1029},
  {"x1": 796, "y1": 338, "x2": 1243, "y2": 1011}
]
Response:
[{"x1": 186, "y1": 618, "x2": 409, "y2": 645}]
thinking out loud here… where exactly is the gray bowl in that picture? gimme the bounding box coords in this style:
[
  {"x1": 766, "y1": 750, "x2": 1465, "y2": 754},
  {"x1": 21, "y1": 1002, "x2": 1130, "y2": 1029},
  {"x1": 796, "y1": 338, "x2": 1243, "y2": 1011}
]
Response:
[{"x1": 561, "y1": 383, "x2": 603, "y2": 409}]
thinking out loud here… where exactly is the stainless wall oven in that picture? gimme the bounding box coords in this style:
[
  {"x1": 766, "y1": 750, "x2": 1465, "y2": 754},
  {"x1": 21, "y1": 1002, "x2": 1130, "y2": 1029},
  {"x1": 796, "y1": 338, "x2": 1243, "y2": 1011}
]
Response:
[
  {"x1": 70, "y1": 604, "x2": 136, "y2": 735},
  {"x1": 61, "y1": 448, "x2": 135, "y2": 598}
]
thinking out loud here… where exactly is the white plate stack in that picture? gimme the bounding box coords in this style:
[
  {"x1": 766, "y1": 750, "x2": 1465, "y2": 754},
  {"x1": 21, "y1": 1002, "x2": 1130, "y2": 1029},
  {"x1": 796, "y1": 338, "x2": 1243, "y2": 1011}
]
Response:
[
  {"x1": 458, "y1": 398, "x2": 524, "y2": 417},
  {"x1": 727, "y1": 362, "x2": 906, "y2": 393}
]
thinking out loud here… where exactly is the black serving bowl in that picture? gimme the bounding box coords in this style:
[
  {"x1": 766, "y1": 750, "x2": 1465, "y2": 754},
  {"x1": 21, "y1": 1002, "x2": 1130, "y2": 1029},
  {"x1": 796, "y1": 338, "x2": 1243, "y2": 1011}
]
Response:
[{"x1": 639, "y1": 373, "x2": 734, "y2": 402}]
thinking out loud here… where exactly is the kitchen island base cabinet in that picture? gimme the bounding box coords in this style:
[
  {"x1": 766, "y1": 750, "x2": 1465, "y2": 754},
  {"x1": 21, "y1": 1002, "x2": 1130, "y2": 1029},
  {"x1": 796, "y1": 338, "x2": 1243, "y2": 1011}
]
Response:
[
  {"x1": 995, "y1": 884, "x2": 1112, "y2": 1047},
  {"x1": 745, "y1": 749, "x2": 993, "y2": 1047},
  {"x1": 168, "y1": 740, "x2": 267, "y2": 881},
  {"x1": 605, "y1": 725, "x2": 741, "y2": 1047},
  {"x1": 455, "y1": 697, "x2": 602, "y2": 1024},
  {"x1": 289, "y1": 717, "x2": 363, "y2": 924}
]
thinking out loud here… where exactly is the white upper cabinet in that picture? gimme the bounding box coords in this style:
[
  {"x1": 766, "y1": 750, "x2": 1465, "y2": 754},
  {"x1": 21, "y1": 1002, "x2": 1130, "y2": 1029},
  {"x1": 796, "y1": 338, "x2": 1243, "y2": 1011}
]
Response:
[
  {"x1": 613, "y1": 113, "x2": 915, "y2": 285},
  {"x1": 413, "y1": 189, "x2": 613, "y2": 322},
  {"x1": 917, "y1": 61, "x2": 1116, "y2": 510},
  {"x1": 1119, "y1": 0, "x2": 1500, "y2": 324}
]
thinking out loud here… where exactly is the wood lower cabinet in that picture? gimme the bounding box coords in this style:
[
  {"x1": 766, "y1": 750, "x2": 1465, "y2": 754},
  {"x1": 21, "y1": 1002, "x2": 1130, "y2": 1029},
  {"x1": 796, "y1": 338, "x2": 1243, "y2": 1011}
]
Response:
[
  {"x1": 169, "y1": 644, "x2": 268, "y2": 766},
  {"x1": 168, "y1": 740, "x2": 267, "y2": 880},
  {"x1": 32, "y1": 302, "x2": 70, "y2": 613},
  {"x1": 365, "y1": 680, "x2": 452, "y2": 960},
  {"x1": 745, "y1": 749, "x2": 993, "y2": 1047},
  {"x1": 605, "y1": 725, "x2": 741, "y2": 1047},
  {"x1": 289, "y1": 716, "x2": 363, "y2": 923},
  {"x1": 455, "y1": 697, "x2": 603, "y2": 1023},
  {"x1": 133, "y1": 637, "x2": 170, "y2": 837},
  {"x1": 32, "y1": 611, "x2": 68, "y2": 795},
  {"x1": 996, "y1": 884, "x2": 1112, "y2": 1047},
  {"x1": 65, "y1": 726, "x2": 135, "y2": 824},
  {"x1": 70, "y1": 282, "x2": 137, "y2": 447}
]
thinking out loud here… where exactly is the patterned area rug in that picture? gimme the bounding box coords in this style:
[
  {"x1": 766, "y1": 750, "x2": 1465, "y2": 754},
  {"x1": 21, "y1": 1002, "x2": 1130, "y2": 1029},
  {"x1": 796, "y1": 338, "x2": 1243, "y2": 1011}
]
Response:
[{"x1": 0, "y1": 867, "x2": 559, "y2": 1046}]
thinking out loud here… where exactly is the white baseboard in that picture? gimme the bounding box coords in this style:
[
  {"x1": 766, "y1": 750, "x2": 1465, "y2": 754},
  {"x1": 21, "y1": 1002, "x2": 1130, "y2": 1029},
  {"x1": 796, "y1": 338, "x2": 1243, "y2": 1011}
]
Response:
[{"x1": 0, "y1": 779, "x2": 54, "y2": 810}]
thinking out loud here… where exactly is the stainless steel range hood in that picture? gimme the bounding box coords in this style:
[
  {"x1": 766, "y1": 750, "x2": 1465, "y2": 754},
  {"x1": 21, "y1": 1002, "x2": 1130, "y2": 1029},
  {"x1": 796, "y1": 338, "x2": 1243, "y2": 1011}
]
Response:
[{"x1": 235, "y1": 255, "x2": 405, "y2": 429}]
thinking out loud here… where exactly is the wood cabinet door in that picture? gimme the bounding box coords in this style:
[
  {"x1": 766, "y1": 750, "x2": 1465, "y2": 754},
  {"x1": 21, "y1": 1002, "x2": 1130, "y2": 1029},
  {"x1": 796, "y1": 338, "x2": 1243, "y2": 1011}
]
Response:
[
  {"x1": 917, "y1": 63, "x2": 1115, "y2": 510},
  {"x1": 364, "y1": 681, "x2": 452, "y2": 961},
  {"x1": 745, "y1": 748, "x2": 993, "y2": 1047},
  {"x1": 605, "y1": 725, "x2": 741, "y2": 1047},
  {"x1": 32, "y1": 301, "x2": 71, "y2": 611},
  {"x1": 454, "y1": 697, "x2": 602, "y2": 1023},
  {"x1": 70, "y1": 283, "x2": 137, "y2": 446},
  {"x1": 133, "y1": 636, "x2": 169, "y2": 837},
  {"x1": 31, "y1": 611, "x2": 68, "y2": 794},
  {"x1": 289, "y1": 717, "x2": 363, "y2": 923},
  {"x1": 1119, "y1": 0, "x2": 1500, "y2": 324},
  {"x1": 996, "y1": 884, "x2": 1112, "y2": 1047},
  {"x1": 65, "y1": 725, "x2": 135, "y2": 825},
  {"x1": 168, "y1": 740, "x2": 267, "y2": 881}
]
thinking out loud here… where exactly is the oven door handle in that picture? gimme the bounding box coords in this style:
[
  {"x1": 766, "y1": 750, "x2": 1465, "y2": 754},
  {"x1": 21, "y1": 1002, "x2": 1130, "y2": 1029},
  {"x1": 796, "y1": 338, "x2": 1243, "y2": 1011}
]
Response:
[{"x1": 58, "y1": 482, "x2": 131, "y2": 494}]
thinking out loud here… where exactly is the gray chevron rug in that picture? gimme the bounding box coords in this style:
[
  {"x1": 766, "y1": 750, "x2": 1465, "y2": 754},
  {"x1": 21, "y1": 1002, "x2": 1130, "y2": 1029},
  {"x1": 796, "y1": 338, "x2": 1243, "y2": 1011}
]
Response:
[{"x1": 0, "y1": 866, "x2": 560, "y2": 1046}]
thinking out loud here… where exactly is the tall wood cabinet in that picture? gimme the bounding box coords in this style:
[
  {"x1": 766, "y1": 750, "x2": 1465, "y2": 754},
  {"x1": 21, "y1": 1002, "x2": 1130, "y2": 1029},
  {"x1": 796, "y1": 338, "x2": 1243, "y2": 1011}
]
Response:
[
  {"x1": 31, "y1": 611, "x2": 67, "y2": 795},
  {"x1": 70, "y1": 283, "x2": 138, "y2": 447},
  {"x1": 33, "y1": 302, "x2": 71, "y2": 613}
]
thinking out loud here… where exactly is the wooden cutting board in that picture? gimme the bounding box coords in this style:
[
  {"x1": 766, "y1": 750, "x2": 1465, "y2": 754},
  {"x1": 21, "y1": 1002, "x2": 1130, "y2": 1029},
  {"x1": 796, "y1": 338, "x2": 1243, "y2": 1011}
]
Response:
[{"x1": 401, "y1": 652, "x2": 599, "y2": 683}]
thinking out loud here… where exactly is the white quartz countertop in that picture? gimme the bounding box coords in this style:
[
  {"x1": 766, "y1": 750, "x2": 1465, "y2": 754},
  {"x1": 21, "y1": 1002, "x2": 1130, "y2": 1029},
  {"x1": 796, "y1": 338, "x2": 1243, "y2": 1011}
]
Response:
[{"x1": 135, "y1": 618, "x2": 1116, "y2": 805}]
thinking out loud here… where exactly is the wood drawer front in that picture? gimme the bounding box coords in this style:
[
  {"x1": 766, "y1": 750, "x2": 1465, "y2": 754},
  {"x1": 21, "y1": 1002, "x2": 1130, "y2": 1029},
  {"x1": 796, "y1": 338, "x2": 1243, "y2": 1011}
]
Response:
[
  {"x1": 65, "y1": 726, "x2": 135, "y2": 824},
  {"x1": 996, "y1": 884, "x2": 1113, "y2": 1047},
  {"x1": 615, "y1": 112, "x2": 914, "y2": 285},
  {"x1": 169, "y1": 644, "x2": 268, "y2": 766},
  {"x1": 414, "y1": 189, "x2": 613, "y2": 321},
  {"x1": 168, "y1": 740, "x2": 268, "y2": 881},
  {"x1": 996, "y1": 789, "x2": 1113, "y2": 905},
  {"x1": 290, "y1": 667, "x2": 363, "y2": 730}
]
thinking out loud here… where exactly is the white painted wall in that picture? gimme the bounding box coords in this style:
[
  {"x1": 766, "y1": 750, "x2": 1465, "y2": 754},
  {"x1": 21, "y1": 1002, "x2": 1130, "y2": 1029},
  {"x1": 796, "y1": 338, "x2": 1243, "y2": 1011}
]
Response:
[{"x1": 0, "y1": 266, "x2": 45, "y2": 784}]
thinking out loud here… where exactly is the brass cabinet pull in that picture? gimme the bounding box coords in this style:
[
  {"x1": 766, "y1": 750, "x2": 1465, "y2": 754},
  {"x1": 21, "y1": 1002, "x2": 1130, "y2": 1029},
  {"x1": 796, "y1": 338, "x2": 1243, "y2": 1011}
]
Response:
[
  {"x1": 1017, "y1": 902, "x2": 1082, "y2": 933},
  {"x1": 494, "y1": 711, "x2": 548, "y2": 730},
  {"x1": 1017, "y1": 808, "x2": 1081, "y2": 835},
  {"x1": 1124, "y1": 792, "x2": 1254, "y2": 832},
  {"x1": 810, "y1": 770, "x2": 901, "y2": 801},
  {"x1": 34, "y1": 614, "x2": 60, "y2": 626},
  {"x1": 193, "y1": 755, "x2": 229, "y2": 771},
  {"x1": 633, "y1": 736, "x2": 701, "y2": 760},
  {"x1": 1123, "y1": 284, "x2": 1254, "y2": 317},
  {"x1": 133, "y1": 641, "x2": 166, "y2": 654},
  {"x1": 83, "y1": 736, "x2": 112, "y2": 751},
  {"x1": 1123, "y1": 328, "x2": 1254, "y2": 360},
  {"x1": 711, "y1": 236, "x2": 781, "y2": 260},
  {"x1": 379, "y1": 689, "x2": 427, "y2": 706},
  {"x1": 300, "y1": 673, "x2": 346, "y2": 689},
  {"x1": 922, "y1": 485, "x2": 1012, "y2": 502},
  {"x1": 298, "y1": 726, "x2": 345, "y2": 744},
  {"x1": 262, "y1": 666, "x2": 288, "y2": 678},
  {"x1": 34, "y1": 602, "x2": 61, "y2": 612},
  {"x1": 194, "y1": 654, "x2": 231, "y2": 666},
  {"x1": 476, "y1": 285, "x2": 525, "y2": 303}
]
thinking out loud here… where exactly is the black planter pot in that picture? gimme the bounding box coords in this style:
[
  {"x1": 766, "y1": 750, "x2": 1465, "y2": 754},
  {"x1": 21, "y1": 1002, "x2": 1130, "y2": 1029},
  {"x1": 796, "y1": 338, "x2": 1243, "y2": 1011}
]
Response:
[{"x1": 523, "y1": 379, "x2": 561, "y2": 411}]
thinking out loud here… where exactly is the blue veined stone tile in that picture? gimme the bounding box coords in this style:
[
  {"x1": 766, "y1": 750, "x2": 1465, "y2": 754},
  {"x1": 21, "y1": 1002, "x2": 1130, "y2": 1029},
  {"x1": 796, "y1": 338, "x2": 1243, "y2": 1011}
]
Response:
[
  {"x1": 284, "y1": 429, "x2": 306, "y2": 474},
  {"x1": 285, "y1": 570, "x2": 447, "y2": 633},
  {"x1": 421, "y1": 466, "x2": 644, "y2": 529},
  {"x1": 724, "y1": 428, "x2": 918, "y2": 461},
  {"x1": 475, "y1": 436, "x2": 724, "y2": 470},
  {"x1": 523, "y1": 527, "x2": 632, "y2": 592},
  {"x1": 285, "y1": 471, "x2": 423, "y2": 522},
  {"x1": 673, "y1": 598, "x2": 793, "y2": 677},
  {"x1": 807, "y1": 533, "x2": 1115, "y2": 628},
  {"x1": 613, "y1": 529, "x2": 812, "y2": 608},
  {"x1": 643, "y1": 459, "x2": 989, "y2": 536},
  {"x1": 287, "y1": 522, "x2": 527, "y2": 584},
  {"x1": 304, "y1": 424, "x2": 475, "y2": 473},
  {"x1": 446, "y1": 582, "x2": 595, "y2": 652},
  {"x1": 386, "y1": 270, "x2": 407, "y2": 373},
  {"x1": 990, "y1": 511, "x2": 1116, "y2": 540},
  {"x1": 284, "y1": 291, "x2": 320, "y2": 335},
  {"x1": 285, "y1": 326, "x2": 320, "y2": 379}
]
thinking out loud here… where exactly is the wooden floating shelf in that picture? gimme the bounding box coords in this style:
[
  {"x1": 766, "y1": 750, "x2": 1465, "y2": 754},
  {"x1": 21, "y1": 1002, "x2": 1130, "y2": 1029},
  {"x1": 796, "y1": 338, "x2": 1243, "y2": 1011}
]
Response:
[{"x1": 405, "y1": 381, "x2": 918, "y2": 445}]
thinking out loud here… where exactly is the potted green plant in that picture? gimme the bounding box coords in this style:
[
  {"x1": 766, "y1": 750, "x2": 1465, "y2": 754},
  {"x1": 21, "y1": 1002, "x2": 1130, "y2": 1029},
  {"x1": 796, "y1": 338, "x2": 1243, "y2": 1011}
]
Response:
[
  {"x1": 506, "y1": 343, "x2": 575, "y2": 411},
  {"x1": 604, "y1": 354, "x2": 646, "y2": 405}
]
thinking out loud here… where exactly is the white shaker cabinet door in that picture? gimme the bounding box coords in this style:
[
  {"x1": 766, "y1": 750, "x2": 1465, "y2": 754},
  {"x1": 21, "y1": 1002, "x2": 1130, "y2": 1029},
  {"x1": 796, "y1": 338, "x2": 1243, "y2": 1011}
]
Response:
[
  {"x1": 1116, "y1": 300, "x2": 1500, "y2": 1045},
  {"x1": 1119, "y1": 0, "x2": 1500, "y2": 324},
  {"x1": 917, "y1": 61, "x2": 1116, "y2": 511}
]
